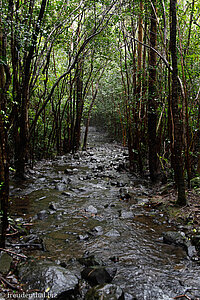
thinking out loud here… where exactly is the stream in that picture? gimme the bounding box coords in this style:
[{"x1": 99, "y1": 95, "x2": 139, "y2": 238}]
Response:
[{"x1": 9, "y1": 127, "x2": 200, "y2": 300}]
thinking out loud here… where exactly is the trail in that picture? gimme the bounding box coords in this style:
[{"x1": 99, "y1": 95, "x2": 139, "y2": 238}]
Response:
[{"x1": 10, "y1": 127, "x2": 200, "y2": 299}]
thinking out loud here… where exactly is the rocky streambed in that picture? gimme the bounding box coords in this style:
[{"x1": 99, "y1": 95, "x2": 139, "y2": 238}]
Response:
[{"x1": 2, "y1": 127, "x2": 200, "y2": 299}]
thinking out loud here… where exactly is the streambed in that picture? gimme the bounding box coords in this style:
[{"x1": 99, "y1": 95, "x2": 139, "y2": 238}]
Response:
[{"x1": 9, "y1": 127, "x2": 200, "y2": 299}]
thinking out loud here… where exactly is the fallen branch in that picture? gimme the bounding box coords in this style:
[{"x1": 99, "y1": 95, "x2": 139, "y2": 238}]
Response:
[
  {"x1": 0, "y1": 247, "x2": 27, "y2": 259},
  {"x1": 173, "y1": 294, "x2": 191, "y2": 300},
  {"x1": 0, "y1": 274, "x2": 21, "y2": 291}
]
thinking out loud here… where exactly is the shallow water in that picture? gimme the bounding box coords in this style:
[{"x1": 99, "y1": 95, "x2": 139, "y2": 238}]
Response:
[{"x1": 10, "y1": 127, "x2": 200, "y2": 299}]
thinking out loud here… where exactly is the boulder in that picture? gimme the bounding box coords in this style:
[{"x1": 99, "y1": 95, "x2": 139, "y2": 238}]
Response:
[
  {"x1": 78, "y1": 254, "x2": 104, "y2": 267},
  {"x1": 18, "y1": 260, "x2": 79, "y2": 298},
  {"x1": 85, "y1": 284, "x2": 124, "y2": 300},
  {"x1": 163, "y1": 231, "x2": 197, "y2": 259},
  {"x1": 81, "y1": 266, "x2": 117, "y2": 286}
]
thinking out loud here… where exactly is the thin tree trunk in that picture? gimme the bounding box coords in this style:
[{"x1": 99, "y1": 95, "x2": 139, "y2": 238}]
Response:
[
  {"x1": 170, "y1": 0, "x2": 186, "y2": 206},
  {"x1": 148, "y1": 0, "x2": 159, "y2": 182},
  {"x1": 0, "y1": 10, "x2": 9, "y2": 246},
  {"x1": 73, "y1": 61, "x2": 84, "y2": 152},
  {"x1": 83, "y1": 83, "x2": 99, "y2": 150}
]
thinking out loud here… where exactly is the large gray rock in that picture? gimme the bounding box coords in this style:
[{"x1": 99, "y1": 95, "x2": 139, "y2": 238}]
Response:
[
  {"x1": 81, "y1": 266, "x2": 117, "y2": 286},
  {"x1": 78, "y1": 254, "x2": 104, "y2": 267},
  {"x1": 18, "y1": 260, "x2": 78, "y2": 298},
  {"x1": 163, "y1": 231, "x2": 197, "y2": 259},
  {"x1": 85, "y1": 284, "x2": 124, "y2": 300}
]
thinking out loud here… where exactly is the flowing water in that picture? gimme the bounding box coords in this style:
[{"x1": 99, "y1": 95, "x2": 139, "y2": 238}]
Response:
[{"x1": 10, "y1": 128, "x2": 200, "y2": 299}]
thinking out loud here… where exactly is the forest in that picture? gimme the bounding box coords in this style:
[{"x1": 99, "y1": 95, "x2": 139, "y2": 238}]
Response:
[{"x1": 0, "y1": 0, "x2": 200, "y2": 298}]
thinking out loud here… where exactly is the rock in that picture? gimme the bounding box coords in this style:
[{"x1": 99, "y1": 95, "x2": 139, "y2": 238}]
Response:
[
  {"x1": 78, "y1": 255, "x2": 104, "y2": 267},
  {"x1": 116, "y1": 181, "x2": 126, "y2": 187},
  {"x1": 37, "y1": 210, "x2": 49, "y2": 220},
  {"x1": 105, "y1": 229, "x2": 120, "y2": 237},
  {"x1": 0, "y1": 252, "x2": 13, "y2": 274},
  {"x1": 64, "y1": 168, "x2": 73, "y2": 175},
  {"x1": 18, "y1": 260, "x2": 79, "y2": 298},
  {"x1": 73, "y1": 153, "x2": 80, "y2": 160},
  {"x1": 119, "y1": 188, "x2": 131, "y2": 200},
  {"x1": 187, "y1": 245, "x2": 197, "y2": 260},
  {"x1": 124, "y1": 292, "x2": 137, "y2": 300},
  {"x1": 55, "y1": 183, "x2": 66, "y2": 191},
  {"x1": 163, "y1": 231, "x2": 197, "y2": 258},
  {"x1": 49, "y1": 202, "x2": 57, "y2": 211},
  {"x1": 85, "y1": 205, "x2": 98, "y2": 214},
  {"x1": 191, "y1": 234, "x2": 200, "y2": 254},
  {"x1": 119, "y1": 211, "x2": 134, "y2": 219},
  {"x1": 85, "y1": 284, "x2": 124, "y2": 300},
  {"x1": 81, "y1": 266, "x2": 117, "y2": 286},
  {"x1": 116, "y1": 163, "x2": 126, "y2": 172},
  {"x1": 109, "y1": 256, "x2": 119, "y2": 263},
  {"x1": 61, "y1": 191, "x2": 72, "y2": 197},
  {"x1": 136, "y1": 198, "x2": 149, "y2": 206},
  {"x1": 91, "y1": 226, "x2": 104, "y2": 236},
  {"x1": 78, "y1": 234, "x2": 90, "y2": 241}
]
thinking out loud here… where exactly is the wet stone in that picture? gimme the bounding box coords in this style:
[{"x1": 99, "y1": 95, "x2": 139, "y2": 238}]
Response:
[
  {"x1": 73, "y1": 153, "x2": 80, "y2": 160},
  {"x1": 91, "y1": 226, "x2": 104, "y2": 236},
  {"x1": 55, "y1": 183, "x2": 67, "y2": 191},
  {"x1": 85, "y1": 284, "x2": 124, "y2": 300},
  {"x1": 49, "y1": 202, "x2": 57, "y2": 211},
  {"x1": 78, "y1": 234, "x2": 90, "y2": 241},
  {"x1": 136, "y1": 198, "x2": 149, "y2": 206},
  {"x1": 37, "y1": 210, "x2": 49, "y2": 220},
  {"x1": 81, "y1": 266, "x2": 117, "y2": 286},
  {"x1": 119, "y1": 211, "x2": 134, "y2": 219},
  {"x1": 78, "y1": 254, "x2": 104, "y2": 267},
  {"x1": 116, "y1": 181, "x2": 126, "y2": 187},
  {"x1": 61, "y1": 191, "x2": 72, "y2": 197},
  {"x1": 85, "y1": 205, "x2": 98, "y2": 214},
  {"x1": 105, "y1": 229, "x2": 120, "y2": 237},
  {"x1": 163, "y1": 231, "x2": 198, "y2": 258},
  {"x1": 18, "y1": 260, "x2": 79, "y2": 298},
  {"x1": 119, "y1": 188, "x2": 131, "y2": 200}
]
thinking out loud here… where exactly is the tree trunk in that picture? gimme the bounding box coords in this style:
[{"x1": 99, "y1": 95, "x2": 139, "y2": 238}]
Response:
[
  {"x1": 0, "y1": 13, "x2": 9, "y2": 247},
  {"x1": 73, "y1": 62, "x2": 84, "y2": 152},
  {"x1": 148, "y1": 0, "x2": 159, "y2": 182},
  {"x1": 82, "y1": 84, "x2": 98, "y2": 151},
  {"x1": 170, "y1": 0, "x2": 186, "y2": 206},
  {"x1": 13, "y1": 0, "x2": 47, "y2": 179}
]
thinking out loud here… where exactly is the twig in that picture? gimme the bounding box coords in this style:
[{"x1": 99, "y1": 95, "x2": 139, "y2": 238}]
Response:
[
  {"x1": 0, "y1": 274, "x2": 21, "y2": 291},
  {"x1": 173, "y1": 295, "x2": 191, "y2": 300},
  {"x1": 78, "y1": 214, "x2": 89, "y2": 219},
  {"x1": 6, "y1": 224, "x2": 19, "y2": 236},
  {"x1": 6, "y1": 231, "x2": 19, "y2": 236},
  {"x1": 0, "y1": 247, "x2": 27, "y2": 259}
]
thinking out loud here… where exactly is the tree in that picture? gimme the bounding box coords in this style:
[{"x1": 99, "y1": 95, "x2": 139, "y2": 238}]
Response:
[
  {"x1": 0, "y1": 0, "x2": 9, "y2": 247},
  {"x1": 148, "y1": 0, "x2": 159, "y2": 182},
  {"x1": 170, "y1": 0, "x2": 187, "y2": 206}
]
